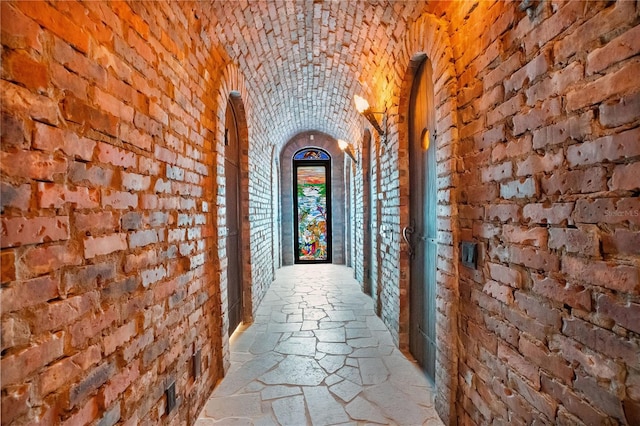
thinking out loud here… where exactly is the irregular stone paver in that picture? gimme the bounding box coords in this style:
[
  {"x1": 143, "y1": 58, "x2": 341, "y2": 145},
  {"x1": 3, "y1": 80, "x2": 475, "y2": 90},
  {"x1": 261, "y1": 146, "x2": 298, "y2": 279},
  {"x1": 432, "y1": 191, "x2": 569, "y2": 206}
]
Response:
[
  {"x1": 203, "y1": 393, "x2": 263, "y2": 419},
  {"x1": 364, "y1": 381, "x2": 433, "y2": 425},
  {"x1": 288, "y1": 313, "x2": 303, "y2": 323},
  {"x1": 345, "y1": 396, "x2": 389, "y2": 424},
  {"x1": 213, "y1": 352, "x2": 282, "y2": 396},
  {"x1": 275, "y1": 336, "x2": 316, "y2": 356},
  {"x1": 348, "y1": 336, "x2": 379, "y2": 348},
  {"x1": 303, "y1": 386, "x2": 350, "y2": 425},
  {"x1": 318, "y1": 354, "x2": 346, "y2": 373},
  {"x1": 366, "y1": 314, "x2": 388, "y2": 331},
  {"x1": 346, "y1": 327, "x2": 372, "y2": 339},
  {"x1": 326, "y1": 310, "x2": 356, "y2": 322},
  {"x1": 325, "y1": 373, "x2": 343, "y2": 386},
  {"x1": 301, "y1": 320, "x2": 318, "y2": 330},
  {"x1": 350, "y1": 347, "x2": 383, "y2": 358},
  {"x1": 197, "y1": 264, "x2": 442, "y2": 425},
  {"x1": 260, "y1": 355, "x2": 327, "y2": 386},
  {"x1": 261, "y1": 385, "x2": 302, "y2": 400},
  {"x1": 314, "y1": 328, "x2": 346, "y2": 342},
  {"x1": 304, "y1": 309, "x2": 327, "y2": 320},
  {"x1": 317, "y1": 341, "x2": 353, "y2": 355},
  {"x1": 336, "y1": 365, "x2": 363, "y2": 385},
  {"x1": 272, "y1": 395, "x2": 307, "y2": 425},
  {"x1": 329, "y1": 379, "x2": 362, "y2": 402},
  {"x1": 250, "y1": 332, "x2": 281, "y2": 354},
  {"x1": 345, "y1": 357, "x2": 359, "y2": 368},
  {"x1": 268, "y1": 322, "x2": 302, "y2": 333},
  {"x1": 358, "y1": 358, "x2": 388, "y2": 385}
]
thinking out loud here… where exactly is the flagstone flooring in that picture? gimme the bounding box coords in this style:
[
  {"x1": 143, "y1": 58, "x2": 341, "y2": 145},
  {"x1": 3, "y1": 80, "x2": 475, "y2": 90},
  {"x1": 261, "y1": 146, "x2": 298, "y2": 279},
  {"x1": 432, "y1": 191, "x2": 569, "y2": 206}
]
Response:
[{"x1": 196, "y1": 264, "x2": 443, "y2": 426}]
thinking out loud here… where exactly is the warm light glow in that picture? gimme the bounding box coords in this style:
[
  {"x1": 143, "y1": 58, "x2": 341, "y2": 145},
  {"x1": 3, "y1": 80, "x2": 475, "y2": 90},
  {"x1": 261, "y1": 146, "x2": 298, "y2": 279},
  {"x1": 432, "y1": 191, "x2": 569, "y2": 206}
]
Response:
[
  {"x1": 337, "y1": 139, "x2": 357, "y2": 163},
  {"x1": 421, "y1": 129, "x2": 430, "y2": 151},
  {"x1": 353, "y1": 95, "x2": 370, "y2": 113}
]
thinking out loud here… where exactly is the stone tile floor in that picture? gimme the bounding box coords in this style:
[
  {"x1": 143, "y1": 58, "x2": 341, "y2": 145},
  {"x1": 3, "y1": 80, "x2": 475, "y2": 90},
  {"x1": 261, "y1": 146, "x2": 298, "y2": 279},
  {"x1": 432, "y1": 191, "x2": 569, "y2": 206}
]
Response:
[{"x1": 196, "y1": 264, "x2": 443, "y2": 426}]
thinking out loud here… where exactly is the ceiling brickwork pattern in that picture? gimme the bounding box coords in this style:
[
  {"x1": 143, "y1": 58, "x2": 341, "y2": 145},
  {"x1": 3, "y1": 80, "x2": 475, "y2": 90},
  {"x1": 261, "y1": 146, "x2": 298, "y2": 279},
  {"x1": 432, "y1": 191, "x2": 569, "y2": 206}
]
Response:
[{"x1": 208, "y1": 0, "x2": 429, "y2": 147}]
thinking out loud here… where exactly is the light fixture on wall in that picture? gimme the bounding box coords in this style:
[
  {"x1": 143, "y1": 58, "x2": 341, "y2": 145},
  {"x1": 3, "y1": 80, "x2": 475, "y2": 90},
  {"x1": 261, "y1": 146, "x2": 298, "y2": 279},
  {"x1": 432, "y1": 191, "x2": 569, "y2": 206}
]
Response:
[
  {"x1": 354, "y1": 95, "x2": 386, "y2": 136},
  {"x1": 337, "y1": 139, "x2": 357, "y2": 163}
]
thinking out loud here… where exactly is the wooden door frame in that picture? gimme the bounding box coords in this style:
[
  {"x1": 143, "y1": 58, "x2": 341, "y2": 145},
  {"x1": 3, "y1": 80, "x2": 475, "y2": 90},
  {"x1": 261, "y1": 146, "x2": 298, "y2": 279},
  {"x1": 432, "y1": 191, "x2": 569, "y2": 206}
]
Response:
[
  {"x1": 225, "y1": 93, "x2": 252, "y2": 332},
  {"x1": 407, "y1": 56, "x2": 438, "y2": 382},
  {"x1": 225, "y1": 97, "x2": 243, "y2": 337}
]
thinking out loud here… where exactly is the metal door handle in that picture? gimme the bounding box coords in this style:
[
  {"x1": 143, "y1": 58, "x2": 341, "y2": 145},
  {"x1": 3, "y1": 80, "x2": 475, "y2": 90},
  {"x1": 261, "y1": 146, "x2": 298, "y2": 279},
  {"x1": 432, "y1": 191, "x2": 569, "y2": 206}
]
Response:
[{"x1": 402, "y1": 226, "x2": 414, "y2": 257}]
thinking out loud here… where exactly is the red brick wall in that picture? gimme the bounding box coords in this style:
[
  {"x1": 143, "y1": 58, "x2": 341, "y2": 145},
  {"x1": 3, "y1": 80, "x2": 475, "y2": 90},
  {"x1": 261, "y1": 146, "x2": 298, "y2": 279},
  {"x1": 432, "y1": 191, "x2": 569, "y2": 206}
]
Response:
[
  {"x1": 2, "y1": 1, "x2": 638, "y2": 424},
  {"x1": 446, "y1": 1, "x2": 640, "y2": 424},
  {"x1": 1, "y1": 2, "x2": 232, "y2": 424}
]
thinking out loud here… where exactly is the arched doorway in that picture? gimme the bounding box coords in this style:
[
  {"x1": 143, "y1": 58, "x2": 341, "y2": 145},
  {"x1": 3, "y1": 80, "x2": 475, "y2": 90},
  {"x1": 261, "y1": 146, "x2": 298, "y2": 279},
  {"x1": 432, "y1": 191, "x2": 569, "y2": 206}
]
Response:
[
  {"x1": 279, "y1": 132, "x2": 345, "y2": 266},
  {"x1": 225, "y1": 97, "x2": 244, "y2": 336},
  {"x1": 407, "y1": 56, "x2": 437, "y2": 382},
  {"x1": 293, "y1": 148, "x2": 332, "y2": 263}
]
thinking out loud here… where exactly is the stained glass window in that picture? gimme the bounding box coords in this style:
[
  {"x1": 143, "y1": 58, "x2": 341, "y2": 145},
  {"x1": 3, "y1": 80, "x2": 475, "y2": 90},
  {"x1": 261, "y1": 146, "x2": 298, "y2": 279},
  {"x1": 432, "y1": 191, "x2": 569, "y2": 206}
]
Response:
[
  {"x1": 293, "y1": 149, "x2": 330, "y2": 161},
  {"x1": 293, "y1": 149, "x2": 331, "y2": 263}
]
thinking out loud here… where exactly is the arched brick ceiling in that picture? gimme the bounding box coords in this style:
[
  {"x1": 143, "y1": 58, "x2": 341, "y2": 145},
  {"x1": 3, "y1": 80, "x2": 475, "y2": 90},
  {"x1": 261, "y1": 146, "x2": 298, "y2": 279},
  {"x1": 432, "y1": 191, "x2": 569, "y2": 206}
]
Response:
[{"x1": 209, "y1": 0, "x2": 429, "y2": 148}]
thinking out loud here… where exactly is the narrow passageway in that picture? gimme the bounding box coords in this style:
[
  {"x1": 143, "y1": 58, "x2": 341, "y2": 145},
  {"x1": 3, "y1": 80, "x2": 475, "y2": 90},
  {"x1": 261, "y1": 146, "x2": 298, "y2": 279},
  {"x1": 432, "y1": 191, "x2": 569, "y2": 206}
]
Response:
[{"x1": 196, "y1": 264, "x2": 443, "y2": 425}]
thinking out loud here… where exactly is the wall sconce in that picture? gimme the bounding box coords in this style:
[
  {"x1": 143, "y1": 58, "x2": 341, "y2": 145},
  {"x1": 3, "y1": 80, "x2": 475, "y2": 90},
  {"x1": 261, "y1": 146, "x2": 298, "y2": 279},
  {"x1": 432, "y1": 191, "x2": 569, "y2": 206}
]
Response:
[
  {"x1": 337, "y1": 139, "x2": 357, "y2": 163},
  {"x1": 354, "y1": 95, "x2": 386, "y2": 136}
]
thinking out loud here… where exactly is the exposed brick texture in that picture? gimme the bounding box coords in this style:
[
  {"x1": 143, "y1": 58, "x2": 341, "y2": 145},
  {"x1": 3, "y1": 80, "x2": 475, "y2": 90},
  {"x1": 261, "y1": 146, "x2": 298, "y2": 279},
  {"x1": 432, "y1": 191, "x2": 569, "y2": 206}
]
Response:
[
  {"x1": 1, "y1": 1, "x2": 638, "y2": 425},
  {"x1": 1, "y1": 1, "x2": 226, "y2": 424},
  {"x1": 450, "y1": 1, "x2": 640, "y2": 425}
]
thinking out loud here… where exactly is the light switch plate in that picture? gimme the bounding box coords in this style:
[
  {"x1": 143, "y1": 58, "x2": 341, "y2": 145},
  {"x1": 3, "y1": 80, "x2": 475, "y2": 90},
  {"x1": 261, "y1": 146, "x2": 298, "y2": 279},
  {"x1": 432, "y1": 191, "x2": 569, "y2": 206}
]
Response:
[{"x1": 462, "y1": 241, "x2": 477, "y2": 269}]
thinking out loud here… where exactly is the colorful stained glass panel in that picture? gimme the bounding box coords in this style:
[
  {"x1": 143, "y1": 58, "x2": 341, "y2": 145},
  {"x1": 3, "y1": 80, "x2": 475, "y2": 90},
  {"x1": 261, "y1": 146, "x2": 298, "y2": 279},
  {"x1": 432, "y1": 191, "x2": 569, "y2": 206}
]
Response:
[
  {"x1": 296, "y1": 165, "x2": 328, "y2": 261},
  {"x1": 294, "y1": 149, "x2": 330, "y2": 160}
]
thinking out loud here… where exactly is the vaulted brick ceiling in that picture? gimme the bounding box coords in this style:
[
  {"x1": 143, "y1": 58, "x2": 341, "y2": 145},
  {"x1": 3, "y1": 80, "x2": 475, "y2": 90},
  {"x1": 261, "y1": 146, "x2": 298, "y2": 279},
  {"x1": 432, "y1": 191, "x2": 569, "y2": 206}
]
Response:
[{"x1": 209, "y1": 0, "x2": 429, "y2": 147}]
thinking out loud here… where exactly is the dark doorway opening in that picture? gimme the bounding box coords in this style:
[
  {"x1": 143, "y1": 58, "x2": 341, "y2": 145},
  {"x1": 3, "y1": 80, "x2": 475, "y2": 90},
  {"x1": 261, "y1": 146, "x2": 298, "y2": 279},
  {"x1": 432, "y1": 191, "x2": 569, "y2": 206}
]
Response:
[{"x1": 225, "y1": 98, "x2": 244, "y2": 336}]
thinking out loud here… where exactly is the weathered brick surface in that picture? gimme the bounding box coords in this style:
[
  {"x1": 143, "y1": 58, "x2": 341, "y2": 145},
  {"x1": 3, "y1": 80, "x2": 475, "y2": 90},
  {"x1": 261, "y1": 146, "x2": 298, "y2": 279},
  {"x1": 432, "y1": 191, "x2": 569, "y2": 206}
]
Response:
[
  {"x1": 1, "y1": 1, "x2": 638, "y2": 425},
  {"x1": 1, "y1": 1, "x2": 225, "y2": 424},
  {"x1": 449, "y1": 0, "x2": 639, "y2": 424}
]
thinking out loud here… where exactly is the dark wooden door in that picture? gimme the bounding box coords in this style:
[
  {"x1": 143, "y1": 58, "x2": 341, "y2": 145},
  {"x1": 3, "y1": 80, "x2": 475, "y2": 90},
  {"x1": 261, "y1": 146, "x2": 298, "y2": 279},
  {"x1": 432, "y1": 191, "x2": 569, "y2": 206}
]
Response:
[
  {"x1": 408, "y1": 58, "x2": 437, "y2": 381},
  {"x1": 225, "y1": 100, "x2": 243, "y2": 336}
]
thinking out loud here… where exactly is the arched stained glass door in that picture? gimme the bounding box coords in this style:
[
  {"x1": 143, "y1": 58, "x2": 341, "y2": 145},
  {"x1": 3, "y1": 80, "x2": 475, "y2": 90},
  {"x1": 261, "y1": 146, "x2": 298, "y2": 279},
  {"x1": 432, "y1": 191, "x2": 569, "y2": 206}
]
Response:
[{"x1": 293, "y1": 148, "x2": 332, "y2": 263}]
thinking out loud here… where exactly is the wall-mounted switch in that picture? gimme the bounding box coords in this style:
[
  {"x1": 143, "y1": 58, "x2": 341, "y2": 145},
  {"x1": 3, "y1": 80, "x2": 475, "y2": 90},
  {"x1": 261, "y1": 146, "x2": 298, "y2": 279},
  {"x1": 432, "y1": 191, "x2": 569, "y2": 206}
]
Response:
[
  {"x1": 193, "y1": 349, "x2": 201, "y2": 379},
  {"x1": 166, "y1": 382, "x2": 176, "y2": 415},
  {"x1": 462, "y1": 241, "x2": 477, "y2": 269}
]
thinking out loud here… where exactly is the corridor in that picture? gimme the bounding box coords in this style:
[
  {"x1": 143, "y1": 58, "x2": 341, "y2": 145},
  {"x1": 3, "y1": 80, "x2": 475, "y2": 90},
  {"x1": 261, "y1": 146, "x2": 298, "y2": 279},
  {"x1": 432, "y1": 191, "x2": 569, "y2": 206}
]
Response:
[
  {"x1": 2, "y1": 1, "x2": 639, "y2": 424},
  {"x1": 196, "y1": 265, "x2": 442, "y2": 425}
]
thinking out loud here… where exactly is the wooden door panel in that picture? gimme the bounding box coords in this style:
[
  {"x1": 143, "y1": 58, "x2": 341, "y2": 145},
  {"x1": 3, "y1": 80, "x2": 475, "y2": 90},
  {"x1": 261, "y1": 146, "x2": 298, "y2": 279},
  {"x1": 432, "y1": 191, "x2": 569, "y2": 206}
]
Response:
[
  {"x1": 409, "y1": 58, "x2": 437, "y2": 382},
  {"x1": 225, "y1": 101, "x2": 243, "y2": 336}
]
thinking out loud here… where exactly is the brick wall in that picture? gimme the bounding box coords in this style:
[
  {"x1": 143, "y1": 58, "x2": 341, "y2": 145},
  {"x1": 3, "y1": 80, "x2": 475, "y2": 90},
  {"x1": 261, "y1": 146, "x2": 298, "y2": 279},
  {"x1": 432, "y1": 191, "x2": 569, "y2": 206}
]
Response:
[
  {"x1": 0, "y1": 1, "x2": 234, "y2": 424},
  {"x1": 3, "y1": 1, "x2": 638, "y2": 424},
  {"x1": 353, "y1": 130, "x2": 372, "y2": 293},
  {"x1": 445, "y1": 1, "x2": 640, "y2": 424},
  {"x1": 354, "y1": 1, "x2": 639, "y2": 423}
]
